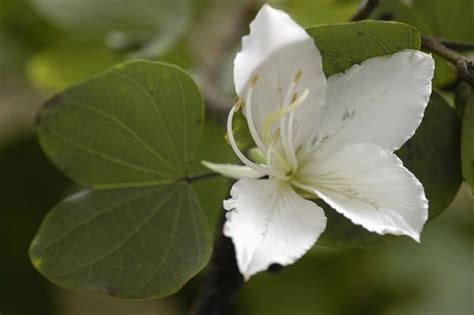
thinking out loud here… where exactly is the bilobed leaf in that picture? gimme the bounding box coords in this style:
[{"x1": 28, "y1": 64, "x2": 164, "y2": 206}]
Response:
[
  {"x1": 30, "y1": 184, "x2": 211, "y2": 299},
  {"x1": 32, "y1": 60, "x2": 212, "y2": 299},
  {"x1": 461, "y1": 95, "x2": 474, "y2": 192},
  {"x1": 307, "y1": 20, "x2": 421, "y2": 76},
  {"x1": 38, "y1": 60, "x2": 203, "y2": 189},
  {"x1": 319, "y1": 91, "x2": 462, "y2": 248}
]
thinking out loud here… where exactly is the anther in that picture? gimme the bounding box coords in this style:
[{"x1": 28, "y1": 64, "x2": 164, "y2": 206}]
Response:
[
  {"x1": 250, "y1": 74, "x2": 260, "y2": 87},
  {"x1": 293, "y1": 69, "x2": 303, "y2": 83}
]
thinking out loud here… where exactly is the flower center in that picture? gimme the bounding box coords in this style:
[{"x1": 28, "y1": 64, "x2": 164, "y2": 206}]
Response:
[{"x1": 226, "y1": 70, "x2": 309, "y2": 181}]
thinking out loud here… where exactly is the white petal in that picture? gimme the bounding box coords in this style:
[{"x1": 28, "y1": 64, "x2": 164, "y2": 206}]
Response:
[
  {"x1": 297, "y1": 143, "x2": 428, "y2": 241},
  {"x1": 234, "y1": 4, "x2": 326, "y2": 148},
  {"x1": 201, "y1": 161, "x2": 264, "y2": 179},
  {"x1": 306, "y1": 50, "x2": 434, "y2": 155},
  {"x1": 223, "y1": 178, "x2": 326, "y2": 279}
]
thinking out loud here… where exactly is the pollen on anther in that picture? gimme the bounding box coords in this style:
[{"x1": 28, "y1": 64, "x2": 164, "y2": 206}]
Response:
[
  {"x1": 250, "y1": 74, "x2": 260, "y2": 87},
  {"x1": 290, "y1": 92, "x2": 298, "y2": 103},
  {"x1": 293, "y1": 69, "x2": 303, "y2": 83}
]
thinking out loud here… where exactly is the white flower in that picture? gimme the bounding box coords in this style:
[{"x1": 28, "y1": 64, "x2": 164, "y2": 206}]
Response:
[{"x1": 203, "y1": 4, "x2": 434, "y2": 280}]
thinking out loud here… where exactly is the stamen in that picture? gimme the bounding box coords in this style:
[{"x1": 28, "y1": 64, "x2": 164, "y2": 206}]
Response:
[
  {"x1": 294, "y1": 69, "x2": 303, "y2": 83},
  {"x1": 244, "y1": 78, "x2": 268, "y2": 153},
  {"x1": 266, "y1": 129, "x2": 290, "y2": 180},
  {"x1": 278, "y1": 69, "x2": 303, "y2": 169},
  {"x1": 226, "y1": 103, "x2": 270, "y2": 176},
  {"x1": 261, "y1": 88, "x2": 309, "y2": 146},
  {"x1": 286, "y1": 89, "x2": 309, "y2": 172}
]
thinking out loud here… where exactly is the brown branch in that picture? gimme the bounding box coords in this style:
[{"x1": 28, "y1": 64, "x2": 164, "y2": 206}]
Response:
[
  {"x1": 350, "y1": 0, "x2": 380, "y2": 21},
  {"x1": 422, "y1": 35, "x2": 474, "y2": 87}
]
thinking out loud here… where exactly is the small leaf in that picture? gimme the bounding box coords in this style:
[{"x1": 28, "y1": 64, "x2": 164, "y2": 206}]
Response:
[
  {"x1": 38, "y1": 60, "x2": 203, "y2": 189},
  {"x1": 29, "y1": 184, "x2": 211, "y2": 299},
  {"x1": 319, "y1": 91, "x2": 462, "y2": 248},
  {"x1": 461, "y1": 95, "x2": 474, "y2": 192},
  {"x1": 307, "y1": 20, "x2": 420, "y2": 76}
]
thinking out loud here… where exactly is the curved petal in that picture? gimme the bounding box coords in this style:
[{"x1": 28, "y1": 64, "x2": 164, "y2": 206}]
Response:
[
  {"x1": 234, "y1": 4, "x2": 326, "y2": 149},
  {"x1": 303, "y1": 50, "x2": 434, "y2": 156},
  {"x1": 223, "y1": 178, "x2": 326, "y2": 279},
  {"x1": 296, "y1": 143, "x2": 428, "y2": 241},
  {"x1": 201, "y1": 161, "x2": 264, "y2": 179}
]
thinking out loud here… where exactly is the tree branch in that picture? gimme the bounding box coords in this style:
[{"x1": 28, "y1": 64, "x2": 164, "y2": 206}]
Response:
[
  {"x1": 350, "y1": 0, "x2": 379, "y2": 21},
  {"x1": 422, "y1": 35, "x2": 474, "y2": 87}
]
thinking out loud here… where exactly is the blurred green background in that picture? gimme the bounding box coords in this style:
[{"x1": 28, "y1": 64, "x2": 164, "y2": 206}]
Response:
[{"x1": 0, "y1": 0, "x2": 472, "y2": 314}]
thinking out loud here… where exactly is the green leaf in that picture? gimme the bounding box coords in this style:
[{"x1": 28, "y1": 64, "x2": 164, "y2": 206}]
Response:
[
  {"x1": 33, "y1": 60, "x2": 212, "y2": 299},
  {"x1": 29, "y1": 184, "x2": 211, "y2": 299},
  {"x1": 30, "y1": 0, "x2": 191, "y2": 57},
  {"x1": 38, "y1": 60, "x2": 203, "y2": 189},
  {"x1": 461, "y1": 95, "x2": 474, "y2": 192},
  {"x1": 307, "y1": 20, "x2": 420, "y2": 76},
  {"x1": 319, "y1": 91, "x2": 462, "y2": 248}
]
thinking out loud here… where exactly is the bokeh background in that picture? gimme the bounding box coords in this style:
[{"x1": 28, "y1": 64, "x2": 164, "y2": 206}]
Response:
[{"x1": 1, "y1": 0, "x2": 472, "y2": 314}]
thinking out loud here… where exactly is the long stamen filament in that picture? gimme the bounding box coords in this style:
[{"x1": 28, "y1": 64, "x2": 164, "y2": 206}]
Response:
[
  {"x1": 227, "y1": 104, "x2": 269, "y2": 175},
  {"x1": 244, "y1": 79, "x2": 268, "y2": 154},
  {"x1": 279, "y1": 81, "x2": 296, "y2": 167},
  {"x1": 286, "y1": 88, "x2": 309, "y2": 172}
]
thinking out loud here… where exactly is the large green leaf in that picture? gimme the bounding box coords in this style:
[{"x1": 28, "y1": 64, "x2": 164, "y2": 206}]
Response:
[
  {"x1": 30, "y1": 184, "x2": 211, "y2": 299},
  {"x1": 32, "y1": 60, "x2": 212, "y2": 299},
  {"x1": 461, "y1": 95, "x2": 474, "y2": 192},
  {"x1": 319, "y1": 91, "x2": 462, "y2": 248},
  {"x1": 30, "y1": 0, "x2": 191, "y2": 57},
  {"x1": 307, "y1": 20, "x2": 420, "y2": 76},
  {"x1": 38, "y1": 60, "x2": 203, "y2": 189}
]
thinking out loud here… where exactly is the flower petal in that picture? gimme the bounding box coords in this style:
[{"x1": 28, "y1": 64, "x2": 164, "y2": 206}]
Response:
[
  {"x1": 201, "y1": 160, "x2": 264, "y2": 179},
  {"x1": 297, "y1": 143, "x2": 428, "y2": 241},
  {"x1": 305, "y1": 50, "x2": 434, "y2": 155},
  {"x1": 223, "y1": 178, "x2": 326, "y2": 279},
  {"x1": 234, "y1": 4, "x2": 326, "y2": 149}
]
